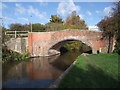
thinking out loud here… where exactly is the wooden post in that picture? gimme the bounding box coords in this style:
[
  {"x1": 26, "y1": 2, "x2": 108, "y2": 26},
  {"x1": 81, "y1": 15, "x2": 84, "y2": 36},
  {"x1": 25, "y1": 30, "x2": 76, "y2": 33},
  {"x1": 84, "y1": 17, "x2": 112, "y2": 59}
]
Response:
[
  {"x1": 5, "y1": 32, "x2": 6, "y2": 35},
  {"x1": 15, "y1": 31, "x2": 16, "y2": 38}
]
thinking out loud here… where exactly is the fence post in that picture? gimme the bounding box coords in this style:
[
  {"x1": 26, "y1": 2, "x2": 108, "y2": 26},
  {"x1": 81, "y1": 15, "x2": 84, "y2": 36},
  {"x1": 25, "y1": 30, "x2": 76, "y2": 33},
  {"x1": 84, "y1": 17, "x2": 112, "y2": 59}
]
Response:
[
  {"x1": 15, "y1": 31, "x2": 16, "y2": 38},
  {"x1": 5, "y1": 32, "x2": 6, "y2": 35}
]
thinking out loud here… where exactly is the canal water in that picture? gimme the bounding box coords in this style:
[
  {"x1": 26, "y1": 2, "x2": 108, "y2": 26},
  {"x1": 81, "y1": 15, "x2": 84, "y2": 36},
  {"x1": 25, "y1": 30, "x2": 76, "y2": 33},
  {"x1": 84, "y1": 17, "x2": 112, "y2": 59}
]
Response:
[{"x1": 2, "y1": 51, "x2": 81, "y2": 88}]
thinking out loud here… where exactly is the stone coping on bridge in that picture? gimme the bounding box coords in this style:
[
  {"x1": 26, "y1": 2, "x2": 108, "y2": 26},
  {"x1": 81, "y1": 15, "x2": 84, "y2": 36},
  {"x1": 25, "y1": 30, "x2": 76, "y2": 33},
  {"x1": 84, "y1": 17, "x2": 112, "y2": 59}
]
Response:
[
  {"x1": 30, "y1": 53, "x2": 60, "y2": 57},
  {"x1": 28, "y1": 29, "x2": 102, "y2": 33},
  {"x1": 30, "y1": 50, "x2": 60, "y2": 57},
  {"x1": 48, "y1": 49, "x2": 60, "y2": 56}
]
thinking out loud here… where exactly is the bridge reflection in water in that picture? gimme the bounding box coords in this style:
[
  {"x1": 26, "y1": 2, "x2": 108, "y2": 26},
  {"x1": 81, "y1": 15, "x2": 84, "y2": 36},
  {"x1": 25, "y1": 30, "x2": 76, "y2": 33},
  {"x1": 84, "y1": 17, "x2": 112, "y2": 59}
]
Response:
[
  {"x1": 28, "y1": 56, "x2": 63, "y2": 81},
  {"x1": 2, "y1": 52, "x2": 81, "y2": 88}
]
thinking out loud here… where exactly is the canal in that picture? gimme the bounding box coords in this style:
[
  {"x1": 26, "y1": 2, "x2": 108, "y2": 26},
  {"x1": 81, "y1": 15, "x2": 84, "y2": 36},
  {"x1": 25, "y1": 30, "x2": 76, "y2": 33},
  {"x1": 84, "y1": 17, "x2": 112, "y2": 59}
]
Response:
[{"x1": 2, "y1": 51, "x2": 81, "y2": 88}]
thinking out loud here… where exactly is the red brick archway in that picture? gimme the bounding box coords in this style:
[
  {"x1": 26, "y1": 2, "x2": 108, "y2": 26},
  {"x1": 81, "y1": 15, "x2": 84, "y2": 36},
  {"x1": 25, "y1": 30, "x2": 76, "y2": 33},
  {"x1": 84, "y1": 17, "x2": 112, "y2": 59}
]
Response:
[
  {"x1": 49, "y1": 39, "x2": 93, "y2": 51},
  {"x1": 28, "y1": 30, "x2": 109, "y2": 56}
]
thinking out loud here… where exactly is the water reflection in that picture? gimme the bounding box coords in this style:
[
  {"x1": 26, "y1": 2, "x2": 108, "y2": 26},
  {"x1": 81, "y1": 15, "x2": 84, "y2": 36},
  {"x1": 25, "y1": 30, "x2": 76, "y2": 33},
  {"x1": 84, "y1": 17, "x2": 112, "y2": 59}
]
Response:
[
  {"x1": 28, "y1": 57, "x2": 63, "y2": 81},
  {"x1": 2, "y1": 51, "x2": 81, "y2": 88},
  {"x1": 50, "y1": 51, "x2": 81, "y2": 70}
]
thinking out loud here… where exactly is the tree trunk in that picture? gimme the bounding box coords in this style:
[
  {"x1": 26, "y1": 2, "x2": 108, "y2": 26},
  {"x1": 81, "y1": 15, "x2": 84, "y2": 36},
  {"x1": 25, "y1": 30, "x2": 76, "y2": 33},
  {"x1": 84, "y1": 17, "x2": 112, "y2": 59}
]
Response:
[
  {"x1": 107, "y1": 34, "x2": 114, "y2": 53},
  {"x1": 108, "y1": 35, "x2": 111, "y2": 53}
]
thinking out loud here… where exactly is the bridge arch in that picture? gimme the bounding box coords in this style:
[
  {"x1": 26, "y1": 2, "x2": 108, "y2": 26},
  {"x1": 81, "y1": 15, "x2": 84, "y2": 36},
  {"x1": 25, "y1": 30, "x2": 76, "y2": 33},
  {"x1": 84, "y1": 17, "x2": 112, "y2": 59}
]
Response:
[{"x1": 48, "y1": 38, "x2": 93, "y2": 53}]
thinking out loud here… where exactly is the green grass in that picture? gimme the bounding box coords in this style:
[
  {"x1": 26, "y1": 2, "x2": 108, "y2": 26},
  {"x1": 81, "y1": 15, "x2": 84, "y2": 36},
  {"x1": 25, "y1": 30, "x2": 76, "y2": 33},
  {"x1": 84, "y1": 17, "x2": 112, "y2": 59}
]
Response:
[{"x1": 58, "y1": 53, "x2": 119, "y2": 88}]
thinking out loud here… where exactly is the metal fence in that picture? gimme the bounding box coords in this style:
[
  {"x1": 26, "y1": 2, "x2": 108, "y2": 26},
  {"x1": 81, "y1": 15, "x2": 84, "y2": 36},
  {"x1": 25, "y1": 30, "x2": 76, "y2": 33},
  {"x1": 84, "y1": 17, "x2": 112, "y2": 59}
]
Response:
[{"x1": 5, "y1": 31, "x2": 29, "y2": 38}]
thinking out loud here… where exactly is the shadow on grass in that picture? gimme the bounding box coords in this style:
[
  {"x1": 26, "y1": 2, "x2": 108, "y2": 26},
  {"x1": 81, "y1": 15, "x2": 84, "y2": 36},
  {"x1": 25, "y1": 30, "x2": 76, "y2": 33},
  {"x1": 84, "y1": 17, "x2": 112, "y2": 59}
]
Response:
[{"x1": 59, "y1": 64, "x2": 119, "y2": 88}]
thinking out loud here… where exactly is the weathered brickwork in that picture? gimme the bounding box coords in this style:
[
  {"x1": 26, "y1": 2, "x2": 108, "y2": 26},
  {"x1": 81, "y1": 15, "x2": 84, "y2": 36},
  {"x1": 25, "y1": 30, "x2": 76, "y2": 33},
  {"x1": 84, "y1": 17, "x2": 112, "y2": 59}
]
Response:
[{"x1": 28, "y1": 30, "x2": 111, "y2": 56}]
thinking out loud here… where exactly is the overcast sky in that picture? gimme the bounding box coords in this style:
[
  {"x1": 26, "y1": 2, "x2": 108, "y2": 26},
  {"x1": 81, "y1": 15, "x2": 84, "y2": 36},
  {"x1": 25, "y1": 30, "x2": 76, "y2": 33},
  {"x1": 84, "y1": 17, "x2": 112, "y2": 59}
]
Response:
[{"x1": 1, "y1": 1, "x2": 115, "y2": 29}]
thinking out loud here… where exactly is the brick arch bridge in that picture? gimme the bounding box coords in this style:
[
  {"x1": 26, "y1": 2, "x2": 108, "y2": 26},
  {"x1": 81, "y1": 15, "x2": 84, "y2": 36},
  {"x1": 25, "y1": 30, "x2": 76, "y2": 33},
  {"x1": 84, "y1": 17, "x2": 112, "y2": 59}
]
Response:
[
  {"x1": 49, "y1": 39, "x2": 92, "y2": 50},
  {"x1": 28, "y1": 30, "x2": 110, "y2": 57}
]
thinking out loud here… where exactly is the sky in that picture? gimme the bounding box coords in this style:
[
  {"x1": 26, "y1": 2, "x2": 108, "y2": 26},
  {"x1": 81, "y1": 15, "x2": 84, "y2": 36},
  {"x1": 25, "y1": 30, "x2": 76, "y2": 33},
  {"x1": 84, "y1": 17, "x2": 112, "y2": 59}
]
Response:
[{"x1": 1, "y1": 1, "x2": 115, "y2": 30}]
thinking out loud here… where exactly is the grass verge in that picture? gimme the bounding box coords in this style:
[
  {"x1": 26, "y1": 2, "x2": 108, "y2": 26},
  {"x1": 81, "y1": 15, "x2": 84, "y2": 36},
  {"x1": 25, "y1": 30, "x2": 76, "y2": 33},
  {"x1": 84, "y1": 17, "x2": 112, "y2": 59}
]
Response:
[{"x1": 58, "y1": 53, "x2": 119, "y2": 88}]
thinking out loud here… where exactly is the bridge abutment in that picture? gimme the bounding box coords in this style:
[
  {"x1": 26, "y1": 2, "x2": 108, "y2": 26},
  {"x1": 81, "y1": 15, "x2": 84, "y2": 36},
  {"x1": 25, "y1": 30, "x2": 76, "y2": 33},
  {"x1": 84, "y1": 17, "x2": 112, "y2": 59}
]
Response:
[{"x1": 5, "y1": 37, "x2": 28, "y2": 54}]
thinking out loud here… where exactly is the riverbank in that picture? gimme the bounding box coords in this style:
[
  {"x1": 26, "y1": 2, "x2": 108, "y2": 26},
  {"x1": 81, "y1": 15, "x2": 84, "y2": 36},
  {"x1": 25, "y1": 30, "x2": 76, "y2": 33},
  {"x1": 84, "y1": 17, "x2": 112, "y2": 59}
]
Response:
[
  {"x1": 2, "y1": 47, "x2": 30, "y2": 63},
  {"x1": 58, "y1": 53, "x2": 119, "y2": 88}
]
